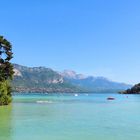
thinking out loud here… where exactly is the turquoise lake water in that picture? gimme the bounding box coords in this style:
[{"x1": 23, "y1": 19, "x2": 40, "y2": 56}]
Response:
[{"x1": 0, "y1": 93, "x2": 140, "y2": 140}]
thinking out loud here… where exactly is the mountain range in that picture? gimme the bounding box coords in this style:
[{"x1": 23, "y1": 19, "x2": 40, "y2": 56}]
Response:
[{"x1": 12, "y1": 64, "x2": 132, "y2": 93}]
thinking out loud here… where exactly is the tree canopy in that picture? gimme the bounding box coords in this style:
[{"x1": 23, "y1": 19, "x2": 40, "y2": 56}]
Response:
[{"x1": 0, "y1": 36, "x2": 14, "y2": 105}]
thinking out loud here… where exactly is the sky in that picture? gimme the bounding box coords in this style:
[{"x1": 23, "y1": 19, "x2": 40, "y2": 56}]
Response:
[{"x1": 0, "y1": 0, "x2": 140, "y2": 84}]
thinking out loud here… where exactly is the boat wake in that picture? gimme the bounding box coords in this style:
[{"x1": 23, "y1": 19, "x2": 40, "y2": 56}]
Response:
[{"x1": 36, "y1": 100, "x2": 53, "y2": 104}]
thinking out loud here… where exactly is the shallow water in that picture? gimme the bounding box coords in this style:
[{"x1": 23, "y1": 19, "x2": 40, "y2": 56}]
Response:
[{"x1": 0, "y1": 93, "x2": 140, "y2": 140}]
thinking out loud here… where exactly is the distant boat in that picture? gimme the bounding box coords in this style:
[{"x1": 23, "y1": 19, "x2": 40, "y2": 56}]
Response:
[
  {"x1": 74, "y1": 94, "x2": 78, "y2": 97},
  {"x1": 107, "y1": 97, "x2": 115, "y2": 100}
]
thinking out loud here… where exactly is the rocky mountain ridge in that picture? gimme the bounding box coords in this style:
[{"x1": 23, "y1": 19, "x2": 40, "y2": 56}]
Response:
[
  {"x1": 12, "y1": 64, "x2": 84, "y2": 93},
  {"x1": 12, "y1": 64, "x2": 132, "y2": 93}
]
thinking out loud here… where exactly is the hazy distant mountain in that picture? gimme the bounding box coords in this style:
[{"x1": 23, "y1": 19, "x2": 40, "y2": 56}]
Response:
[
  {"x1": 60, "y1": 70, "x2": 87, "y2": 79},
  {"x1": 12, "y1": 64, "x2": 132, "y2": 93},
  {"x1": 61, "y1": 70, "x2": 132, "y2": 93}
]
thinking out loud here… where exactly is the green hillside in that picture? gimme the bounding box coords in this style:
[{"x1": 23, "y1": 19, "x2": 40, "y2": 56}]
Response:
[{"x1": 12, "y1": 64, "x2": 85, "y2": 93}]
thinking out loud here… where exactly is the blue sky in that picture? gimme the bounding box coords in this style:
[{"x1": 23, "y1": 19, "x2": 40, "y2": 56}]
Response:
[{"x1": 0, "y1": 0, "x2": 140, "y2": 84}]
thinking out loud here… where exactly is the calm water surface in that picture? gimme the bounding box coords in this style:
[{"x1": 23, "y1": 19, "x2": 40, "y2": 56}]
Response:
[{"x1": 0, "y1": 93, "x2": 140, "y2": 140}]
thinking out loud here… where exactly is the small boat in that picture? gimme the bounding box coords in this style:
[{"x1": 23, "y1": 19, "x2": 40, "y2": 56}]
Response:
[
  {"x1": 74, "y1": 94, "x2": 78, "y2": 97},
  {"x1": 107, "y1": 97, "x2": 115, "y2": 100}
]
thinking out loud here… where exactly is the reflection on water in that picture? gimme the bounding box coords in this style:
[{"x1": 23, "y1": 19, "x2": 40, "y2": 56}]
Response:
[{"x1": 0, "y1": 105, "x2": 12, "y2": 140}]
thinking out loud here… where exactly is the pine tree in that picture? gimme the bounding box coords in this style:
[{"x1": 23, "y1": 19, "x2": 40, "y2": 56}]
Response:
[{"x1": 0, "y1": 36, "x2": 14, "y2": 105}]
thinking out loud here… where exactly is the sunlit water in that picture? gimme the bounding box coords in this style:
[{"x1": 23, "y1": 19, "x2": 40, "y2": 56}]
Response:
[{"x1": 0, "y1": 93, "x2": 140, "y2": 140}]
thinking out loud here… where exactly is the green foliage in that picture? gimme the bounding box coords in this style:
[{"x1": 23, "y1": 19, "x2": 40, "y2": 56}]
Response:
[
  {"x1": 122, "y1": 83, "x2": 140, "y2": 94},
  {"x1": 0, "y1": 81, "x2": 12, "y2": 105},
  {"x1": 0, "y1": 36, "x2": 13, "y2": 105}
]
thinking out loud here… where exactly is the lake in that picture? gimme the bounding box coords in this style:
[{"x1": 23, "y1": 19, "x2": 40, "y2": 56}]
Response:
[{"x1": 0, "y1": 93, "x2": 140, "y2": 140}]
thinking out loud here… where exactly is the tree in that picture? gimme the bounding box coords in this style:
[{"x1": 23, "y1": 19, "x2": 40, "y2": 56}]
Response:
[{"x1": 0, "y1": 36, "x2": 14, "y2": 105}]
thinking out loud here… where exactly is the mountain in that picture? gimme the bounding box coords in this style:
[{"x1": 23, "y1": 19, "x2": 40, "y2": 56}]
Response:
[
  {"x1": 12, "y1": 64, "x2": 132, "y2": 93},
  {"x1": 12, "y1": 64, "x2": 85, "y2": 93},
  {"x1": 121, "y1": 83, "x2": 140, "y2": 94},
  {"x1": 60, "y1": 70, "x2": 87, "y2": 79},
  {"x1": 61, "y1": 70, "x2": 132, "y2": 93}
]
